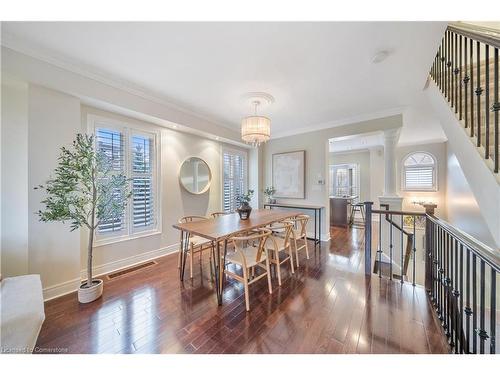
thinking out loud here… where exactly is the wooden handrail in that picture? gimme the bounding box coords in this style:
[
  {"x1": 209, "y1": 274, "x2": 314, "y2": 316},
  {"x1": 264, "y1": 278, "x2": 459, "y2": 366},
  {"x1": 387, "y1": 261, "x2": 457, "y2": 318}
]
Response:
[
  {"x1": 427, "y1": 214, "x2": 500, "y2": 271},
  {"x1": 448, "y1": 22, "x2": 500, "y2": 49},
  {"x1": 372, "y1": 209, "x2": 426, "y2": 216}
]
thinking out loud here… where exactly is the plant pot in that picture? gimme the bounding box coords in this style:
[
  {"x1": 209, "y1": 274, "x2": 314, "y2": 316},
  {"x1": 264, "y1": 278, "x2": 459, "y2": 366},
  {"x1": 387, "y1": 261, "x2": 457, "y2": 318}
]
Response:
[
  {"x1": 237, "y1": 203, "x2": 252, "y2": 220},
  {"x1": 78, "y1": 279, "x2": 103, "y2": 303}
]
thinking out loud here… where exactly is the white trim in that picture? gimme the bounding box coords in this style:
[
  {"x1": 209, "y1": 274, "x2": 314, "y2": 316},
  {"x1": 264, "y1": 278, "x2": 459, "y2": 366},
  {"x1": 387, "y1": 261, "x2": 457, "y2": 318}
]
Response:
[
  {"x1": 86, "y1": 114, "x2": 162, "y2": 245},
  {"x1": 43, "y1": 244, "x2": 178, "y2": 301},
  {"x1": 80, "y1": 243, "x2": 178, "y2": 280}
]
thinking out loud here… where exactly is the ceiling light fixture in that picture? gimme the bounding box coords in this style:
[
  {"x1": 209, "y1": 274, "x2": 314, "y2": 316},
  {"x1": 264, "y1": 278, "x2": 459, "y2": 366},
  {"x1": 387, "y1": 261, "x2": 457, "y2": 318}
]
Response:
[
  {"x1": 372, "y1": 50, "x2": 391, "y2": 64},
  {"x1": 241, "y1": 93, "x2": 273, "y2": 147}
]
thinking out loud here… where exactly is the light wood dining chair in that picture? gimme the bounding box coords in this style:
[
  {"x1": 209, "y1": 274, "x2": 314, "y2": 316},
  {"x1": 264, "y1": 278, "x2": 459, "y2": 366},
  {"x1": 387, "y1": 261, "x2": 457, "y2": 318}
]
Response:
[
  {"x1": 289, "y1": 215, "x2": 310, "y2": 267},
  {"x1": 223, "y1": 228, "x2": 273, "y2": 311},
  {"x1": 178, "y1": 215, "x2": 214, "y2": 279},
  {"x1": 210, "y1": 211, "x2": 230, "y2": 218},
  {"x1": 265, "y1": 221, "x2": 295, "y2": 286}
]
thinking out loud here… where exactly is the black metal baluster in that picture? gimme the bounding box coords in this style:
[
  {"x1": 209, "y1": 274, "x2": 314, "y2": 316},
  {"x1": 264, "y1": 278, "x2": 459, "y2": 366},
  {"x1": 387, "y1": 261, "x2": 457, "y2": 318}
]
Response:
[
  {"x1": 442, "y1": 39, "x2": 446, "y2": 92},
  {"x1": 451, "y1": 31, "x2": 455, "y2": 106},
  {"x1": 459, "y1": 243, "x2": 464, "y2": 353},
  {"x1": 459, "y1": 35, "x2": 463, "y2": 120},
  {"x1": 478, "y1": 260, "x2": 487, "y2": 354},
  {"x1": 441, "y1": 40, "x2": 445, "y2": 91},
  {"x1": 453, "y1": 239, "x2": 460, "y2": 352},
  {"x1": 378, "y1": 213, "x2": 382, "y2": 278},
  {"x1": 464, "y1": 37, "x2": 469, "y2": 128},
  {"x1": 400, "y1": 215, "x2": 404, "y2": 283},
  {"x1": 389, "y1": 214, "x2": 393, "y2": 280},
  {"x1": 465, "y1": 248, "x2": 472, "y2": 353},
  {"x1": 471, "y1": 39, "x2": 475, "y2": 138},
  {"x1": 485, "y1": 45, "x2": 490, "y2": 160},
  {"x1": 450, "y1": 236, "x2": 455, "y2": 347},
  {"x1": 455, "y1": 33, "x2": 459, "y2": 112},
  {"x1": 448, "y1": 31, "x2": 452, "y2": 101},
  {"x1": 472, "y1": 253, "x2": 477, "y2": 353},
  {"x1": 491, "y1": 270, "x2": 496, "y2": 354},
  {"x1": 476, "y1": 42, "x2": 482, "y2": 147},
  {"x1": 412, "y1": 215, "x2": 416, "y2": 287},
  {"x1": 494, "y1": 48, "x2": 499, "y2": 173},
  {"x1": 439, "y1": 227, "x2": 444, "y2": 321},
  {"x1": 433, "y1": 222, "x2": 438, "y2": 302},
  {"x1": 445, "y1": 232, "x2": 450, "y2": 337}
]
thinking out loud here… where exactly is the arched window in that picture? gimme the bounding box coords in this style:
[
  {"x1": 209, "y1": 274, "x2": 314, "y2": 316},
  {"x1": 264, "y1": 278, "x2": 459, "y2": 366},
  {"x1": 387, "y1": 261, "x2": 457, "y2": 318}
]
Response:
[{"x1": 402, "y1": 152, "x2": 437, "y2": 191}]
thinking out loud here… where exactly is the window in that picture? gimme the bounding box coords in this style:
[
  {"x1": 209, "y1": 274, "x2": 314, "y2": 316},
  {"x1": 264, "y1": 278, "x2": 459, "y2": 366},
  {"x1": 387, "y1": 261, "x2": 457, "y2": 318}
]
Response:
[
  {"x1": 222, "y1": 148, "x2": 247, "y2": 212},
  {"x1": 402, "y1": 152, "x2": 437, "y2": 191},
  {"x1": 329, "y1": 163, "x2": 359, "y2": 197},
  {"x1": 92, "y1": 116, "x2": 160, "y2": 244}
]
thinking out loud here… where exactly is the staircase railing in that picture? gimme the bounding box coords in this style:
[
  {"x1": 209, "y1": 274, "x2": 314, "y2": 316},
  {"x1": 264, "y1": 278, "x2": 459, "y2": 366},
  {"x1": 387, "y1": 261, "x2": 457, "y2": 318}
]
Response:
[
  {"x1": 429, "y1": 22, "x2": 500, "y2": 174},
  {"x1": 364, "y1": 201, "x2": 499, "y2": 354}
]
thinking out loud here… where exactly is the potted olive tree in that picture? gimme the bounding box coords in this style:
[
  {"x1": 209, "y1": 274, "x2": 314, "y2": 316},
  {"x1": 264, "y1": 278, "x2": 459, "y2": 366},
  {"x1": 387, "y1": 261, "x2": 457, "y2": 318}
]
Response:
[{"x1": 36, "y1": 134, "x2": 130, "y2": 303}]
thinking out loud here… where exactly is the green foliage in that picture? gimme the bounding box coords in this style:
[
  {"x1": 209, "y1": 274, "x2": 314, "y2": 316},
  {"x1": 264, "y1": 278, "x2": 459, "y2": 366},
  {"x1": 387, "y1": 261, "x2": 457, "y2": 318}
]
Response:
[
  {"x1": 263, "y1": 186, "x2": 276, "y2": 197},
  {"x1": 36, "y1": 133, "x2": 131, "y2": 232},
  {"x1": 236, "y1": 189, "x2": 254, "y2": 205}
]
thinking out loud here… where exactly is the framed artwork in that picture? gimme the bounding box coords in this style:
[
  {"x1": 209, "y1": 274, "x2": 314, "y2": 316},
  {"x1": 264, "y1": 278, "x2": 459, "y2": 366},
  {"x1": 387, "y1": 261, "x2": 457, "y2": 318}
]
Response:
[{"x1": 272, "y1": 150, "x2": 305, "y2": 199}]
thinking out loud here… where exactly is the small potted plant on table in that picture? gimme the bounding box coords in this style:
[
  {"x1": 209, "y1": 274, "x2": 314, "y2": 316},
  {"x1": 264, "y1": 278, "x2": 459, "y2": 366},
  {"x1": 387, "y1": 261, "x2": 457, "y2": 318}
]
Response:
[
  {"x1": 236, "y1": 189, "x2": 254, "y2": 220},
  {"x1": 263, "y1": 186, "x2": 277, "y2": 204},
  {"x1": 36, "y1": 134, "x2": 131, "y2": 303}
]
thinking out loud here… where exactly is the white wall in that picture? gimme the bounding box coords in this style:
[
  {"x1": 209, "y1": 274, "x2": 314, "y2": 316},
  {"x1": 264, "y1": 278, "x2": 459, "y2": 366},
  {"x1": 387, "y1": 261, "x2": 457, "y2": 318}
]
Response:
[
  {"x1": 446, "y1": 151, "x2": 496, "y2": 249},
  {"x1": 1, "y1": 79, "x2": 29, "y2": 277},
  {"x1": 28, "y1": 85, "x2": 82, "y2": 296}
]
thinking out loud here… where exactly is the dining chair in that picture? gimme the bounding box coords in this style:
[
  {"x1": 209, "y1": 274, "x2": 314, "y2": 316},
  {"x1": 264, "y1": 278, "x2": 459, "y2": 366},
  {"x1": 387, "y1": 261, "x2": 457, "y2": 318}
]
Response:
[
  {"x1": 210, "y1": 211, "x2": 230, "y2": 218},
  {"x1": 289, "y1": 215, "x2": 310, "y2": 267},
  {"x1": 265, "y1": 221, "x2": 295, "y2": 286},
  {"x1": 223, "y1": 228, "x2": 273, "y2": 311},
  {"x1": 178, "y1": 215, "x2": 214, "y2": 279}
]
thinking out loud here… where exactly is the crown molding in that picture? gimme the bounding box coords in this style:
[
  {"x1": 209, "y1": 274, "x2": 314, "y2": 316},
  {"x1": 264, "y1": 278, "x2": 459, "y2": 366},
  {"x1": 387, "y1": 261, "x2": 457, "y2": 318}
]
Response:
[{"x1": 1, "y1": 30, "x2": 239, "y2": 132}]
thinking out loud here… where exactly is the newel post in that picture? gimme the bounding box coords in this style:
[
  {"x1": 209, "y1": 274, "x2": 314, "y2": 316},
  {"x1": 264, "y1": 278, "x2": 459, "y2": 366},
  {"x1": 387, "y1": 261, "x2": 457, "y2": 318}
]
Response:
[
  {"x1": 364, "y1": 202, "x2": 373, "y2": 276},
  {"x1": 423, "y1": 203, "x2": 437, "y2": 293}
]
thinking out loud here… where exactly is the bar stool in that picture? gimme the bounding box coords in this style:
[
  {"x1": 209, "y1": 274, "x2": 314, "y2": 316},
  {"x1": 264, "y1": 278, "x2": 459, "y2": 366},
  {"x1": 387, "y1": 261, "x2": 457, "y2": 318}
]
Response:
[{"x1": 349, "y1": 201, "x2": 365, "y2": 226}]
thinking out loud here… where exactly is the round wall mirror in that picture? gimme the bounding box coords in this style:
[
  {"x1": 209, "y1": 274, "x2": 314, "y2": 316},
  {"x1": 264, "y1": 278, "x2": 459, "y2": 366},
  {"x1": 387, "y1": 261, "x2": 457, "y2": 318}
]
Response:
[{"x1": 179, "y1": 157, "x2": 212, "y2": 194}]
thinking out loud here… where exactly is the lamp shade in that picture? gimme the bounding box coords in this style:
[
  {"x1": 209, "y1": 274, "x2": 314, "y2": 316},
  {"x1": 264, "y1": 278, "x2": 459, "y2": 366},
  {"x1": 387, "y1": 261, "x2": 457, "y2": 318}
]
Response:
[{"x1": 241, "y1": 115, "x2": 271, "y2": 146}]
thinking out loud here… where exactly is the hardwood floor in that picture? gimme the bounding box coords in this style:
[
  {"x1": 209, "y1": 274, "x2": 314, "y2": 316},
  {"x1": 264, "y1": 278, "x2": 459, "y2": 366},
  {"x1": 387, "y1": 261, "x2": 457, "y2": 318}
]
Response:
[{"x1": 35, "y1": 226, "x2": 451, "y2": 354}]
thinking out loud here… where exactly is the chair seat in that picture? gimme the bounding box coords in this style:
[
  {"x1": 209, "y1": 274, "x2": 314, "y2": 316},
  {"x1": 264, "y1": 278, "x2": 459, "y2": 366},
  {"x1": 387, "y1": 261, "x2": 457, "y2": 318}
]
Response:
[
  {"x1": 265, "y1": 236, "x2": 289, "y2": 251},
  {"x1": 225, "y1": 246, "x2": 266, "y2": 268},
  {"x1": 189, "y1": 236, "x2": 212, "y2": 247}
]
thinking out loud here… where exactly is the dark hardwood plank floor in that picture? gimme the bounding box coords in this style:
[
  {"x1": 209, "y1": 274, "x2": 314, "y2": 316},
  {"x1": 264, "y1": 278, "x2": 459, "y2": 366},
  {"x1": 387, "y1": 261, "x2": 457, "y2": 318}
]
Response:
[{"x1": 35, "y1": 226, "x2": 451, "y2": 354}]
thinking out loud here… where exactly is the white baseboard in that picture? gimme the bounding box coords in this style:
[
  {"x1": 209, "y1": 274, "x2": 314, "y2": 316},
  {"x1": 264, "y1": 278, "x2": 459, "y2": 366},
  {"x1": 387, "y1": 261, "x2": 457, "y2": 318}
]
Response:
[
  {"x1": 43, "y1": 244, "x2": 178, "y2": 302},
  {"x1": 80, "y1": 243, "x2": 178, "y2": 280}
]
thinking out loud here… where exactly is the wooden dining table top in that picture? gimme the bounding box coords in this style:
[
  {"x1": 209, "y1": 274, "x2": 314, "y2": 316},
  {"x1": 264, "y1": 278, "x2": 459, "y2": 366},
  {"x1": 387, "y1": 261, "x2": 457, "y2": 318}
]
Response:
[{"x1": 172, "y1": 209, "x2": 303, "y2": 241}]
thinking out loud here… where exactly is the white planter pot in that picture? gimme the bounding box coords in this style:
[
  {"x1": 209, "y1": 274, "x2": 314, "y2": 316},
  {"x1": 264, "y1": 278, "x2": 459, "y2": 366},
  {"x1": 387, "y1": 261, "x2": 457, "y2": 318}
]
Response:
[{"x1": 78, "y1": 279, "x2": 103, "y2": 303}]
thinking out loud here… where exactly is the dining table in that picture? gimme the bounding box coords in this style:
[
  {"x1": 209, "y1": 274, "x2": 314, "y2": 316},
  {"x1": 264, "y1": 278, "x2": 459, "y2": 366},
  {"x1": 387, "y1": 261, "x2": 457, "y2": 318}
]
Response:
[{"x1": 172, "y1": 208, "x2": 303, "y2": 305}]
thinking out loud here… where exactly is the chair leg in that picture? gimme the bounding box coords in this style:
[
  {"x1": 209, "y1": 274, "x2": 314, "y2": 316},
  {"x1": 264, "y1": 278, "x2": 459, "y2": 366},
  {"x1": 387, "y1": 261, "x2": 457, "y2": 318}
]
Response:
[
  {"x1": 243, "y1": 267, "x2": 250, "y2": 311},
  {"x1": 361, "y1": 206, "x2": 365, "y2": 222},
  {"x1": 288, "y1": 246, "x2": 295, "y2": 274},
  {"x1": 265, "y1": 256, "x2": 273, "y2": 294},
  {"x1": 177, "y1": 249, "x2": 182, "y2": 269},
  {"x1": 294, "y1": 237, "x2": 300, "y2": 268},
  {"x1": 304, "y1": 237, "x2": 310, "y2": 259},
  {"x1": 189, "y1": 246, "x2": 194, "y2": 279},
  {"x1": 275, "y1": 252, "x2": 282, "y2": 286}
]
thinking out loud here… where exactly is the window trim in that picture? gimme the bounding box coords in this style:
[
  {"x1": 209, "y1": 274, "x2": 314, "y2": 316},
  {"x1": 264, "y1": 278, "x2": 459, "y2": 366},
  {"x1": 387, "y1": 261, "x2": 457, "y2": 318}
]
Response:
[
  {"x1": 87, "y1": 114, "x2": 162, "y2": 247},
  {"x1": 220, "y1": 146, "x2": 248, "y2": 212},
  {"x1": 401, "y1": 151, "x2": 438, "y2": 192}
]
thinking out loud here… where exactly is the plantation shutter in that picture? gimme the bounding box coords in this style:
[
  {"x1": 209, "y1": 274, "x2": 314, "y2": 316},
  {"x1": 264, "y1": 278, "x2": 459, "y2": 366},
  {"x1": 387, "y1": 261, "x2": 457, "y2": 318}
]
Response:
[
  {"x1": 404, "y1": 167, "x2": 434, "y2": 190},
  {"x1": 96, "y1": 128, "x2": 127, "y2": 234},
  {"x1": 131, "y1": 134, "x2": 155, "y2": 230},
  {"x1": 223, "y1": 150, "x2": 246, "y2": 213}
]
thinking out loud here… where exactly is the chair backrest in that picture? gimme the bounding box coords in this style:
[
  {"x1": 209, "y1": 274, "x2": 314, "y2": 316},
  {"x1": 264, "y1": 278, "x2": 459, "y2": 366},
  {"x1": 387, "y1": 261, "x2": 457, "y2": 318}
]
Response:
[
  {"x1": 290, "y1": 215, "x2": 309, "y2": 238},
  {"x1": 210, "y1": 211, "x2": 230, "y2": 218},
  {"x1": 268, "y1": 220, "x2": 294, "y2": 248},
  {"x1": 178, "y1": 215, "x2": 207, "y2": 224},
  {"x1": 230, "y1": 228, "x2": 272, "y2": 265}
]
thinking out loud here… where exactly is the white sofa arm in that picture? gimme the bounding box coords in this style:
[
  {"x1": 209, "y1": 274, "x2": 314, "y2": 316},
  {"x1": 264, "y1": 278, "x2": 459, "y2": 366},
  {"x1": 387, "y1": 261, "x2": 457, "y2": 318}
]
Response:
[{"x1": 1, "y1": 274, "x2": 46, "y2": 353}]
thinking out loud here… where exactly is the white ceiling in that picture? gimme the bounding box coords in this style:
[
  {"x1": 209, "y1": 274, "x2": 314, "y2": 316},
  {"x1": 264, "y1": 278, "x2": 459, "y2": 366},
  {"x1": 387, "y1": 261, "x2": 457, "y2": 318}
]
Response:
[{"x1": 2, "y1": 22, "x2": 446, "y2": 138}]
